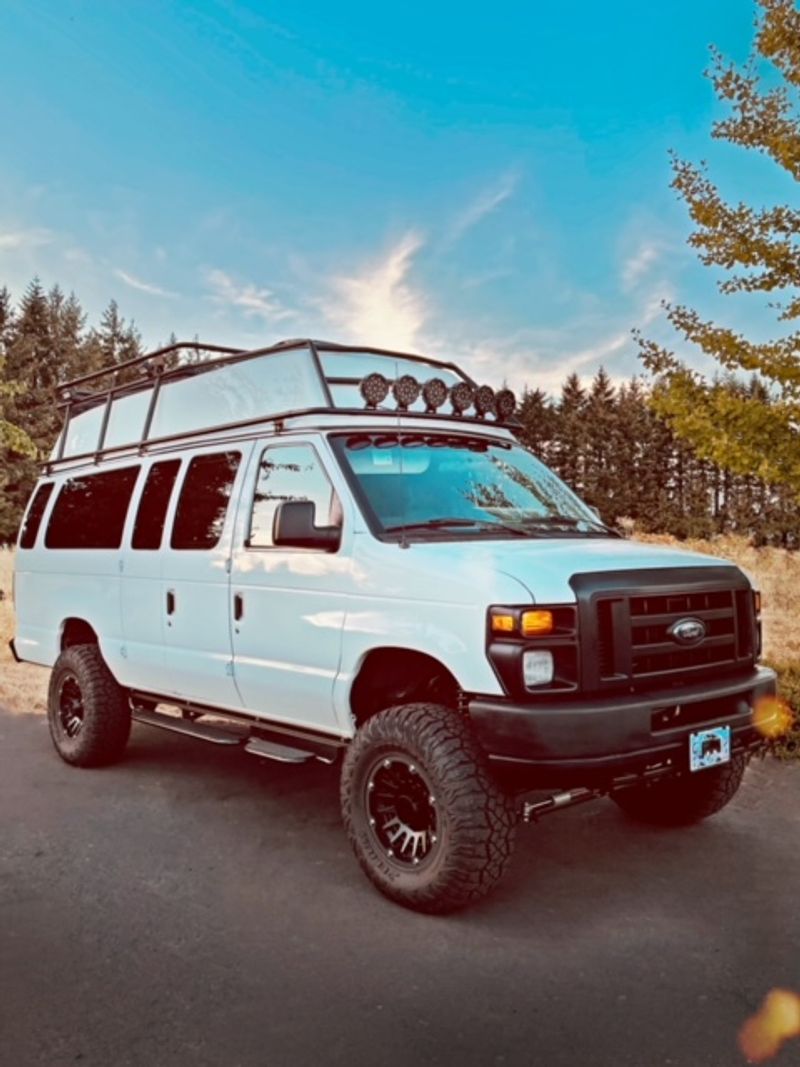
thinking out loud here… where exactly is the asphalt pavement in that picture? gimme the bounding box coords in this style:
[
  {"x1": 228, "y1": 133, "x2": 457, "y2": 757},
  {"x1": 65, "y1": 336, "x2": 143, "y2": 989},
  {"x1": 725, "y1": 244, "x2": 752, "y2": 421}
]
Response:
[{"x1": 1, "y1": 706, "x2": 799, "y2": 1067}]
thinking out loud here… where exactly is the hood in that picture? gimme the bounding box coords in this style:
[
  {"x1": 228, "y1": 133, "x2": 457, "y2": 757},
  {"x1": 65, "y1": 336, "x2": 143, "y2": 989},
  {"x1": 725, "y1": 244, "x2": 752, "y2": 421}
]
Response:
[{"x1": 395, "y1": 536, "x2": 740, "y2": 604}]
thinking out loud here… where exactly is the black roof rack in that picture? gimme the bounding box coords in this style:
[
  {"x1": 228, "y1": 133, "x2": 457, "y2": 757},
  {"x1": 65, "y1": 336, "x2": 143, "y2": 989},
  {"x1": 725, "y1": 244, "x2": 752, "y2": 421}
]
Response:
[{"x1": 48, "y1": 337, "x2": 516, "y2": 472}]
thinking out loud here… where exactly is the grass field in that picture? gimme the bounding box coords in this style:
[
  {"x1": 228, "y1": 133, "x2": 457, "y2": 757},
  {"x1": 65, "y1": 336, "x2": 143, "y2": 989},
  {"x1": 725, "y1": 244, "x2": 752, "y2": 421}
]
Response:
[{"x1": 1, "y1": 536, "x2": 796, "y2": 716}]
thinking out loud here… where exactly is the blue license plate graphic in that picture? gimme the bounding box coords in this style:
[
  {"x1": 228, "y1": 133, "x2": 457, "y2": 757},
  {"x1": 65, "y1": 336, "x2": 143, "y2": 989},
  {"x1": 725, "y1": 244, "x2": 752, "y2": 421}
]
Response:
[{"x1": 689, "y1": 726, "x2": 731, "y2": 773}]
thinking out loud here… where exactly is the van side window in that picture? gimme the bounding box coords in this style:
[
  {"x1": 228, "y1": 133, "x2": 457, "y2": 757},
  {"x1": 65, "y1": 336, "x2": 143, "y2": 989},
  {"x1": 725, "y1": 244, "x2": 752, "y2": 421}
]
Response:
[
  {"x1": 248, "y1": 444, "x2": 340, "y2": 548},
  {"x1": 19, "y1": 482, "x2": 54, "y2": 549},
  {"x1": 45, "y1": 467, "x2": 140, "y2": 549},
  {"x1": 132, "y1": 459, "x2": 181, "y2": 550},
  {"x1": 171, "y1": 451, "x2": 241, "y2": 550}
]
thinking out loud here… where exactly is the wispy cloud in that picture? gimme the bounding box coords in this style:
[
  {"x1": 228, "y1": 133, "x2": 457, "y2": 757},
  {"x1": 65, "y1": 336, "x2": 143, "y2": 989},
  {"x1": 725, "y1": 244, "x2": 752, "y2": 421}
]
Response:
[
  {"x1": 0, "y1": 227, "x2": 54, "y2": 251},
  {"x1": 205, "y1": 268, "x2": 296, "y2": 322},
  {"x1": 621, "y1": 239, "x2": 665, "y2": 292},
  {"x1": 320, "y1": 231, "x2": 428, "y2": 351},
  {"x1": 449, "y1": 170, "x2": 520, "y2": 244},
  {"x1": 113, "y1": 268, "x2": 177, "y2": 298}
]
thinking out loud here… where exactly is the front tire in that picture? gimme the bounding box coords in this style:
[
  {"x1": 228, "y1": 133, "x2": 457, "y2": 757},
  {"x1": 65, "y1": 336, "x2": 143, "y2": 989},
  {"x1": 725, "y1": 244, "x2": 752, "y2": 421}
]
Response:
[
  {"x1": 47, "y1": 644, "x2": 131, "y2": 767},
  {"x1": 611, "y1": 754, "x2": 747, "y2": 826},
  {"x1": 341, "y1": 703, "x2": 517, "y2": 913}
]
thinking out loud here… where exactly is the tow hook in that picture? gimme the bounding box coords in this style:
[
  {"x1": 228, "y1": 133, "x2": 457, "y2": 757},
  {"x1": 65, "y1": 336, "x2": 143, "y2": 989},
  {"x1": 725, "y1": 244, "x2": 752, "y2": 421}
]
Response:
[{"x1": 521, "y1": 787, "x2": 599, "y2": 823}]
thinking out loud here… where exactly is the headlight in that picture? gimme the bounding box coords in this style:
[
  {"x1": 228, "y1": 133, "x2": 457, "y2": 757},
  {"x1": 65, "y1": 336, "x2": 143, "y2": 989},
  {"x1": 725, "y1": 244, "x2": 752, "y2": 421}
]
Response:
[{"x1": 523, "y1": 650, "x2": 554, "y2": 688}]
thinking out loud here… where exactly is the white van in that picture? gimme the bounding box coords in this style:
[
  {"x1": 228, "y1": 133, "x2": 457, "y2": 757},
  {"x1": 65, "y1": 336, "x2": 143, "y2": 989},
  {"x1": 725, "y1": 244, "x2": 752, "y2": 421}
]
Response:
[{"x1": 11, "y1": 338, "x2": 778, "y2": 912}]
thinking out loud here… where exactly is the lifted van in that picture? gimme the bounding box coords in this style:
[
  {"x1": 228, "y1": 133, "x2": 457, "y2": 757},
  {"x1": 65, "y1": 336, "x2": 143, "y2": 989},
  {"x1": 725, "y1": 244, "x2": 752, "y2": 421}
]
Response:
[{"x1": 11, "y1": 338, "x2": 778, "y2": 912}]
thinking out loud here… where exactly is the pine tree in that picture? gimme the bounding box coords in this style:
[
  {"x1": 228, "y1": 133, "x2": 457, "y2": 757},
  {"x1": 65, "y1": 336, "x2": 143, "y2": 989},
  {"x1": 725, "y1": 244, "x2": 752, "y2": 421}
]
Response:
[
  {"x1": 517, "y1": 386, "x2": 555, "y2": 461},
  {"x1": 0, "y1": 286, "x2": 36, "y2": 542},
  {"x1": 637, "y1": 0, "x2": 800, "y2": 496},
  {"x1": 83, "y1": 300, "x2": 144, "y2": 385},
  {"x1": 550, "y1": 373, "x2": 588, "y2": 494},
  {"x1": 582, "y1": 368, "x2": 618, "y2": 519}
]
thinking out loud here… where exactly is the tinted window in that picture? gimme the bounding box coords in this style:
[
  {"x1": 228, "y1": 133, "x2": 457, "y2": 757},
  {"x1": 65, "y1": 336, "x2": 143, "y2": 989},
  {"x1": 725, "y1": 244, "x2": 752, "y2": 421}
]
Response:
[
  {"x1": 171, "y1": 452, "x2": 241, "y2": 550},
  {"x1": 132, "y1": 460, "x2": 181, "y2": 550},
  {"x1": 249, "y1": 444, "x2": 339, "y2": 548},
  {"x1": 46, "y1": 467, "x2": 140, "y2": 549},
  {"x1": 19, "y1": 482, "x2": 54, "y2": 549}
]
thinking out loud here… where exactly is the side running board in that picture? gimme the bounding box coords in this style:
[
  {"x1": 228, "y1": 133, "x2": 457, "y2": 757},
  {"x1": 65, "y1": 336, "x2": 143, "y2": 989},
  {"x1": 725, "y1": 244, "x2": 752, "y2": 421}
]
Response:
[
  {"x1": 244, "y1": 737, "x2": 312, "y2": 764},
  {"x1": 131, "y1": 707, "x2": 244, "y2": 745},
  {"x1": 130, "y1": 702, "x2": 343, "y2": 765}
]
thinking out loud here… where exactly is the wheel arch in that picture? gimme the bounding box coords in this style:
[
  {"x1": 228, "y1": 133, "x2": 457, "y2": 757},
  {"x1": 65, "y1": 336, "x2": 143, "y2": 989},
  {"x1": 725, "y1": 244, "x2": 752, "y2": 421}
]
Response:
[
  {"x1": 349, "y1": 646, "x2": 462, "y2": 727},
  {"x1": 59, "y1": 617, "x2": 99, "y2": 651}
]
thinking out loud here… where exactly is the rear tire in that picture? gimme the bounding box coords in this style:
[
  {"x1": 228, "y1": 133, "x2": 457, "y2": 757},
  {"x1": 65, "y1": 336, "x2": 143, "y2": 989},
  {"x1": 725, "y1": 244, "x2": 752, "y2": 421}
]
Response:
[
  {"x1": 611, "y1": 754, "x2": 747, "y2": 826},
  {"x1": 47, "y1": 644, "x2": 131, "y2": 767},
  {"x1": 341, "y1": 702, "x2": 517, "y2": 913}
]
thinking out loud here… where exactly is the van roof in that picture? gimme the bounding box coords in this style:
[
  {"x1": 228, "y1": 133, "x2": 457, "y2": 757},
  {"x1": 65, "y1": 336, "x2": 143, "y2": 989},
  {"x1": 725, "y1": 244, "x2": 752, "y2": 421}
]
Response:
[{"x1": 49, "y1": 338, "x2": 517, "y2": 471}]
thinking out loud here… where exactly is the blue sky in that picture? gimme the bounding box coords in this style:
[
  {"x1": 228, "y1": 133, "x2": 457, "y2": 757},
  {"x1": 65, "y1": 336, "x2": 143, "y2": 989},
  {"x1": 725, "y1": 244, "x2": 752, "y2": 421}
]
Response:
[{"x1": 1, "y1": 0, "x2": 789, "y2": 392}]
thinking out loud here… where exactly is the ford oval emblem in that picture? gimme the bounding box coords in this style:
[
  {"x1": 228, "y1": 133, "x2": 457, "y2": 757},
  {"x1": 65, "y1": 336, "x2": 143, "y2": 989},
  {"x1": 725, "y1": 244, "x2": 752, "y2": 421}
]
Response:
[{"x1": 668, "y1": 617, "x2": 707, "y2": 646}]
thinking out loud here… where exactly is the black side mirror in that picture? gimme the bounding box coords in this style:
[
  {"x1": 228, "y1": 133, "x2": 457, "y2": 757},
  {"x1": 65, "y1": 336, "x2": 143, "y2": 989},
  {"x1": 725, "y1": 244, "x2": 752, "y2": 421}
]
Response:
[{"x1": 273, "y1": 500, "x2": 340, "y2": 551}]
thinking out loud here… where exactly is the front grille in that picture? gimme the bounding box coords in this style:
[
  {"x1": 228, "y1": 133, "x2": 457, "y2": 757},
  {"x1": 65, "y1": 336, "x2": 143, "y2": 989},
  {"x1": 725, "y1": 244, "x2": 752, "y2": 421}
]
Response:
[
  {"x1": 572, "y1": 567, "x2": 757, "y2": 693},
  {"x1": 629, "y1": 589, "x2": 738, "y2": 679}
]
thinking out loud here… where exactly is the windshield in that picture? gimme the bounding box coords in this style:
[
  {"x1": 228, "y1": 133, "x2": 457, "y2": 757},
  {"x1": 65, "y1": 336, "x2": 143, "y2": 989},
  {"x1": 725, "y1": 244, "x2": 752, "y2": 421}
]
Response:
[{"x1": 332, "y1": 432, "x2": 615, "y2": 539}]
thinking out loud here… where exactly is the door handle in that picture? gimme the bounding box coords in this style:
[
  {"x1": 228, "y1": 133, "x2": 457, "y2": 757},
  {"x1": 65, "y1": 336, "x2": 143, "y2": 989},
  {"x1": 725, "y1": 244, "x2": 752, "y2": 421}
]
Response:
[
  {"x1": 233, "y1": 593, "x2": 244, "y2": 622},
  {"x1": 166, "y1": 590, "x2": 176, "y2": 616}
]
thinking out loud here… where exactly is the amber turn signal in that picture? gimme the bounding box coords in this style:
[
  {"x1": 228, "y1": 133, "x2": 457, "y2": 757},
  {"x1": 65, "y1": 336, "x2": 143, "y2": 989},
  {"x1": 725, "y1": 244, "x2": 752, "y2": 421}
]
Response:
[
  {"x1": 754, "y1": 591, "x2": 762, "y2": 615},
  {"x1": 521, "y1": 610, "x2": 554, "y2": 637},
  {"x1": 490, "y1": 613, "x2": 516, "y2": 633}
]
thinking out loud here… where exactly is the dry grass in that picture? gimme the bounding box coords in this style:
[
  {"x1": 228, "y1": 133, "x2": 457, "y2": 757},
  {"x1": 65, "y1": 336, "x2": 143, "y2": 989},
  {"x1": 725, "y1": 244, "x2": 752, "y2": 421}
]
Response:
[
  {"x1": 0, "y1": 535, "x2": 796, "y2": 716},
  {"x1": 0, "y1": 548, "x2": 48, "y2": 714}
]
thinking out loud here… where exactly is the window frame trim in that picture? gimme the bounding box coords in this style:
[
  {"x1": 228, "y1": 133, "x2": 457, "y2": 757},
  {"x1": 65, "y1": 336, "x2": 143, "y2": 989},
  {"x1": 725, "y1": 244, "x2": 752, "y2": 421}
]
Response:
[
  {"x1": 44, "y1": 465, "x2": 141, "y2": 551},
  {"x1": 169, "y1": 449, "x2": 244, "y2": 552},
  {"x1": 244, "y1": 440, "x2": 342, "y2": 553},
  {"x1": 130, "y1": 457, "x2": 183, "y2": 551}
]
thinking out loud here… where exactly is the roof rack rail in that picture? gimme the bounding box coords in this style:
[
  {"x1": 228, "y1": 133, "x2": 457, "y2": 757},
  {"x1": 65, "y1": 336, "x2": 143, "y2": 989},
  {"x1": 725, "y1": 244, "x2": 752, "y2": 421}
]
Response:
[
  {"x1": 57, "y1": 340, "x2": 244, "y2": 399},
  {"x1": 48, "y1": 337, "x2": 515, "y2": 471}
]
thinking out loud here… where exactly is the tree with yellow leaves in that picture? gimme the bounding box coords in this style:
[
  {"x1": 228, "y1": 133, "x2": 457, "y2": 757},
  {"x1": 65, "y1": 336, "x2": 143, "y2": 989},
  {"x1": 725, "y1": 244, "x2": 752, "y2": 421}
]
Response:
[{"x1": 638, "y1": 0, "x2": 800, "y2": 495}]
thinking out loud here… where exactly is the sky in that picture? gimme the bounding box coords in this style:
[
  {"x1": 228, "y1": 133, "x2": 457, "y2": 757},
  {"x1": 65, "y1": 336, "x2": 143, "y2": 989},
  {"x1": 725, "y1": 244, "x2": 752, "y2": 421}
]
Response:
[{"x1": 1, "y1": 0, "x2": 793, "y2": 394}]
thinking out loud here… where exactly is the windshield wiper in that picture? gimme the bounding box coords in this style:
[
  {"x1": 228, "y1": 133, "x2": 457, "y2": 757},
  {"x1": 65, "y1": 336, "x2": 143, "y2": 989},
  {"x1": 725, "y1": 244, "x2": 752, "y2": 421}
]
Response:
[
  {"x1": 514, "y1": 515, "x2": 620, "y2": 537},
  {"x1": 383, "y1": 517, "x2": 528, "y2": 537}
]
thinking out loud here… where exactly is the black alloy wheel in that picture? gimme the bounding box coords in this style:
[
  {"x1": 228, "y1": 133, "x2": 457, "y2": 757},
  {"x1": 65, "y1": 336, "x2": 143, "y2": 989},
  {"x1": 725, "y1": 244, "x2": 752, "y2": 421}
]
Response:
[
  {"x1": 341, "y1": 702, "x2": 517, "y2": 913},
  {"x1": 47, "y1": 644, "x2": 131, "y2": 767}
]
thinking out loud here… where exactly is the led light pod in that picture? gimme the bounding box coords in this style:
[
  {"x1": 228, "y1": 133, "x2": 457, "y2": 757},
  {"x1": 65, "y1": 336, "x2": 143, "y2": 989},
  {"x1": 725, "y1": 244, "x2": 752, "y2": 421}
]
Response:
[
  {"x1": 422, "y1": 377, "x2": 449, "y2": 413},
  {"x1": 360, "y1": 373, "x2": 390, "y2": 409},
  {"x1": 474, "y1": 385, "x2": 496, "y2": 418},
  {"x1": 495, "y1": 389, "x2": 517, "y2": 421},
  {"x1": 450, "y1": 382, "x2": 475, "y2": 415},
  {"x1": 392, "y1": 374, "x2": 422, "y2": 411}
]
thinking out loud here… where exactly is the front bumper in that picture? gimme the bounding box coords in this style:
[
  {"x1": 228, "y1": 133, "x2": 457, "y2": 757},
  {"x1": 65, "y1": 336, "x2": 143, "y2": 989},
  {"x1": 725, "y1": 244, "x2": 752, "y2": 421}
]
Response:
[{"x1": 468, "y1": 667, "x2": 777, "y2": 785}]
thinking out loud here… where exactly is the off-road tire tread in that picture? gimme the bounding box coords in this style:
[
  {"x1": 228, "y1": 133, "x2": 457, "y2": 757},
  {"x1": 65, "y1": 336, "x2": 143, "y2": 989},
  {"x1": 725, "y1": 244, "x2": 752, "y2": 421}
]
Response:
[
  {"x1": 47, "y1": 644, "x2": 131, "y2": 767},
  {"x1": 341, "y1": 702, "x2": 516, "y2": 913},
  {"x1": 612, "y1": 754, "x2": 747, "y2": 826}
]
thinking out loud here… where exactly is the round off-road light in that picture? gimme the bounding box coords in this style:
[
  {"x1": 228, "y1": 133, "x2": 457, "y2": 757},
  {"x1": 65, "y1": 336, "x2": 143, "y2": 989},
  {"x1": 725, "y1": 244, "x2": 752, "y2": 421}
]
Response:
[
  {"x1": 474, "y1": 385, "x2": 496, "y2": 418},
  {"x1": 450, "y1": 382, "x2": 475, "y2": 415},
  {"x1": 392, "y1": 374, "x2": 422, "y2": 411},
  {"x1": 495, "y1": 388, "x2": 517, "y2": 421},
  {"x1": 360, "y1": 373, "x2": 390, "y2": 409},
  {"x1": 422, "y1": 377, "x2": 448, "y2": 413}
]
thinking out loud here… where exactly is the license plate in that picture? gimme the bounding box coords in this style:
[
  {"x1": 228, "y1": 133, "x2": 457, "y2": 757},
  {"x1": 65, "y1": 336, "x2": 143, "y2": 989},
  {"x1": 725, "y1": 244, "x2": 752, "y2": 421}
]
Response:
[{"x1": 689, "y1": 726, "x2": 731, "y2": 773}]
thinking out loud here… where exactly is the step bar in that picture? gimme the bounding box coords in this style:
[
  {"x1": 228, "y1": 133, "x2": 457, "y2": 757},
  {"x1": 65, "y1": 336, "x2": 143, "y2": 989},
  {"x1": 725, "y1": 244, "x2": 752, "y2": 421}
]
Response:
[{"x1": 130, "y1": 697, "x2": 345, "y2": 766}]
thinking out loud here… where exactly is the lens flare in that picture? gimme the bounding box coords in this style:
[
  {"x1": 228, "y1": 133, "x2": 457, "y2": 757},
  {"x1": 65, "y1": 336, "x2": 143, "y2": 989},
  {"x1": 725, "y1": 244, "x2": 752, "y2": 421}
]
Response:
[
  {"x1": 753, "y1": 695, "x2": 794, "y2": 740},
  {"x1": 739, "y1": 989, "x2": 800, "y2": 1063}
]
